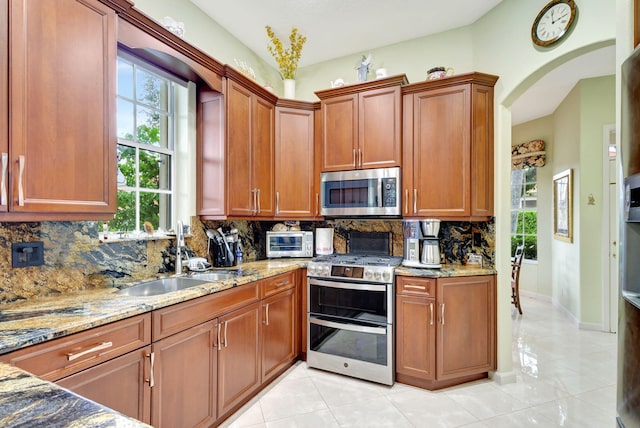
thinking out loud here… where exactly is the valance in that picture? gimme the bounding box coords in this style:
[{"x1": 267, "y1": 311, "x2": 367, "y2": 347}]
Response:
[{"x1": 512, "y1": 139, "x2": 546, "y2": 169}]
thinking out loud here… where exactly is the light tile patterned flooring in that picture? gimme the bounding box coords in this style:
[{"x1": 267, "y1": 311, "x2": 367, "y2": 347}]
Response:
[{"x1": 221, "y1": 295, "x2": 618, "y2": 427}]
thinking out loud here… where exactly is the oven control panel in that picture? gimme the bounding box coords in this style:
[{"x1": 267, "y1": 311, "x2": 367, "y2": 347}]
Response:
[{"x1": 307, "y1": 262, "x2": 394, "y2": 283}]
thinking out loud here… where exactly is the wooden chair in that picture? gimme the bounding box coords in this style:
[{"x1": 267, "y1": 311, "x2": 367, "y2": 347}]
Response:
[{"x1": 511, "y1": 245, "x2": 525, "y2": 314}]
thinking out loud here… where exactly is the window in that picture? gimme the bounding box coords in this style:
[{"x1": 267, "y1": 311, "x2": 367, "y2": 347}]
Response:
[
  {"x1": 111, "y1": 53, "x2": 190, "y2": 235},
  {"x1": 511, "y1": 167, "x2": 537, "y2": 260}
]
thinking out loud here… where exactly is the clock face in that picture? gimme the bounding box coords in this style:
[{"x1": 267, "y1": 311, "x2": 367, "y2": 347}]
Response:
[{"x1": 532, "y1": 1, "x2": 577, "y2": 46}]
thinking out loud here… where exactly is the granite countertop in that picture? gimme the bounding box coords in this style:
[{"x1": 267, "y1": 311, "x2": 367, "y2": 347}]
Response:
[
  {"x1": 0, "y1": 363, "x2": 150, "y2": 427},
  {"x1": 0, "y1": 258, "x2": 494, "y2": 427}
]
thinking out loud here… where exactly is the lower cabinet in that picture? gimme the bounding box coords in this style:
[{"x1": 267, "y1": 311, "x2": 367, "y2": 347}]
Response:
[
  {"x1": 151, "y1": 320, "x2": 218, "y2": 428},
  {"x1": 217, "y1": 301, "x2": 261, "y2": 419},
  {"x1": 395, "y1": 274, "x2": 496, "y2": 390},
  {"x1": 261, "y1": 286, "x2": 297, "y2": 382},
  {"x1": 57, "y1": 346, "x2": 152, "y2": 424}
]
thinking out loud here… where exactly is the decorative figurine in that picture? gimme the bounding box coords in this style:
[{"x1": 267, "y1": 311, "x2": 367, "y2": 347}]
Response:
[{"x1": 355, "y1": 53, "x2": 372, "y2": 82}]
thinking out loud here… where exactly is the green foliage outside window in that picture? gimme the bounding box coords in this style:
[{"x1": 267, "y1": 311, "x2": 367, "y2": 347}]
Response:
[{"x1": 511, "y1": 210, "x2": 537, "y2": 260}]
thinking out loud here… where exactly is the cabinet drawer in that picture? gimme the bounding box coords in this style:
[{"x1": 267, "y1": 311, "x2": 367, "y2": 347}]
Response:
[
  {"x1": 396, "y1": 276, "x2": 436, "y2": 297},
  {"x1": 261, "y1": 271, "x2": 296, "y2": 298},
  {"x1": 153, "y1": 281, "x2": 259, "y2": 341},
  {"x1": 0, "y1": 313, "x2": 151, "y2": 382}
]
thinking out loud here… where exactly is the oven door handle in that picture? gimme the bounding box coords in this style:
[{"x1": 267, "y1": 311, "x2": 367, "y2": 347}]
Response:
[
  {"x1": 308, "y1": 278, "x2": 386, "y2": 292},
  {"x1": 309, "y1": 317, "x2": 387, "y2": 335}
]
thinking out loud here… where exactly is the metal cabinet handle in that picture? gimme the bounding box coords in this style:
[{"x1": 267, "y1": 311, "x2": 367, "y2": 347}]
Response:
[
  {"x1": 66, "y1": 341, "x2": 113, "y2": 361},
  {"x1": 404, "y1": 189, "x2": 408, "y2": 215},
  {"x1": 146, "y1": 352, "x2": 155, "y2": 387},
  {"x1": 275, "y1": 280, "x2": 290, "y2": 288},
  {"x1": 276, "y1": 192, "x2": 280, "y2": 215},
  {"x1": 413, "y1": 189, "x2": 417, "y2": 214},
  {"x1": 430, "y1": 302, "x2": 434, "y2": 325},
  {"x1": 353, "y1": 149, "x2": 357, "y2": 167},
  {"x1": 264, "y1": 303, "x2": 270, "y2": 326},
  {"x1": 224, "y1": 320, "x2": 228, "y2": 348},
  {"x1": 257, "y1": 188, "x2": 261, "y2": 214},
  {"x1": 1, "y1": 153, "x2": 7, "y2": 206},
  {"x1": 404, "y1": 284, "x2": 426, "y2": 290},
  {"x1": 18, "y1": 155, "x2": 25, "y2": 206},
  {"x1": 358, "y1": 149, "x2": 363, "y2": 168},
  {"x1": 217, "y1": 323, "x2": 222, "y2": 352},
  {"x1": 440, "y1": 303, "x2": 445, "y2": 325}
]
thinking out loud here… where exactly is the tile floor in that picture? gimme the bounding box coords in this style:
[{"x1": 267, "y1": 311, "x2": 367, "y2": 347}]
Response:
[{"x1": 221, "y1": 295, "x2": 618, "y2": 427}]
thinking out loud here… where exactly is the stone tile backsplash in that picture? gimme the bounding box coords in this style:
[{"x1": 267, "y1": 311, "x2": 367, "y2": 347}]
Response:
[{"x1": 0, "y1": 217, "x2": 494, "y2": 304}]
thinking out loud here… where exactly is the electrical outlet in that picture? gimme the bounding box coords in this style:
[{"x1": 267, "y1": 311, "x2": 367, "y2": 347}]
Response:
[
  {"x1": 12, "y1": 242, "x2": 45, "y2": 268},
  {"x1": 473, "y1": 232, "x2": 482, "y2": 247}
]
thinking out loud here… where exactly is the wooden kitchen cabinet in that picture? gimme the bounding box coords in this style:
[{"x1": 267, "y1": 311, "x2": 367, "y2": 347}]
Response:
[
  {"x1": 395, "y1": 275, "x2": 496, "y2": 390},
  {"x1": 57, "y1": 346, "x2": 152, "y2": 425},
  {"x1": 217, "y1": 301, "x2": 262, "y2": 419},
  {"x1": 402, "y1": 73, "x2": 498, "y2": 220},
  {"x1": 226, "y1": 70, "x2": 276, "y2": 218},
  {"x1": 151, "y1": 319, "x2": 217, "y2": 428},
  {"x1": 274, "y1": 102, "x2": 318, "y2": 218},
  {"x1": 395, "y1": 277, "x2": 436, "y2": 382},
  {"x1": 261, "y1": 281, "x2": 297, "y2": 383},
  {"x1": 2, "y1": 0, "x2": 117, "y2": 220},
  {"x1": 315, "y1": 75, "x2": 406, "y2": 172}
]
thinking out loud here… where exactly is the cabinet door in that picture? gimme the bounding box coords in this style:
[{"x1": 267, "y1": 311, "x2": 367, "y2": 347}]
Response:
[
  {"x1": 152, "y1": 320, "x2": 217, "y2": 428},
  {"x1": 412, "y1": 85, "x2": 470, "y2": 217},
  {"x1": 197, "y1": 89, "x2": 225, "y2": 217},
  {"x1": 57, "y1": 346, "x2": 152, "y2": 424},
  {"x1": 470, "y1": 84, "x2": 494, "y2": 217},
  {"x1": 218, "y1": 301, "x2": 261, "y2": 418},
  {"x1": 275, "y1": 107, "x2": 315, "y2": 218},
  {"x1": 226, "y1": 80, "x2": 254, "y2": 217},
  {"x1": 261, "y1": 287, "x2": 297, "y2": 382},
  {"x1": 252, "y1": 95, "x2": 275, "y2": 217},
  {"x1": 358, "y1": 86, "x2": 402, "y2": 169},
  {"x1": 321, "y1": 94, "x2": 357, "y2": 171},
  {"x1": 9, "y1": 0, "x2": 116, "y2": 215},
  {"x1": 396, "y1": 295, "x2": 436, "y2": 381},
  {"x1": 436, "y1": 276, "x2": 496, "y2": 380}
]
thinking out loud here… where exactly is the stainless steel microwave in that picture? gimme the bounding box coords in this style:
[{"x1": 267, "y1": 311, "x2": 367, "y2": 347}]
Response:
[
  {"x1": 320, "y1": 167, "x2": 401, "y2": 217},
  {"x1": 266, "y1": 231, "x2": 314, "y2": 258}
]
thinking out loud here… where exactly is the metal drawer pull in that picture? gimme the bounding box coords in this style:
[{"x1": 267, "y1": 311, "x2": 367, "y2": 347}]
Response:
[
  {"x1": 1, "y1": 153, "x2": 7, "y2": 206},
  {"x1": 404, "y1": 285, "x2": 426, "y2": 290},
  {"x1": 146, "y1": 352, "x2": 155, "y2": 387},
  {"x1": 18, "y1": 155, "x2": 25, "y2": 206},
  {"x1": 264, "y1": 303, "x2": 270, "y2": 326},
  {"x1": 275, "y1": 280, "x2": 290, "y2": 287},
  {"x1": 430, "y1": 303, "x2": 434, "y2": 325},
  {"x1": 66, "y1": 341, "x2": 113, "y2": 361},
  {"x1": 440, "y1": 303, "x2": 445, "y2": 325}
]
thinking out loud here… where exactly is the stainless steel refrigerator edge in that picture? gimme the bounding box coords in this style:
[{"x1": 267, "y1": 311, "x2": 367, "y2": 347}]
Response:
[{"x1": 618, "y1": 45, "x2": 640, "y2": 428}]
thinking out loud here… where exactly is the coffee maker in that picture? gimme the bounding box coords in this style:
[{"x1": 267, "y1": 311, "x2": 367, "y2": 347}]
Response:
[{"x1": 402, "y1": 219, "x2": 442, "y2": 268}]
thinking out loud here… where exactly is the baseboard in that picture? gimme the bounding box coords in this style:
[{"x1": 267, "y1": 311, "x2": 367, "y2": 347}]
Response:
[{"x1": 489, "y1": 370, "x2": 517, "y2": 385}]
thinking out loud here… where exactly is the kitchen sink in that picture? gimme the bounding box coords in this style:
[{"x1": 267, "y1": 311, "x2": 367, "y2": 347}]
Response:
[{"x1": 116, "y1": 277, "x2": 210, "y2": 296}]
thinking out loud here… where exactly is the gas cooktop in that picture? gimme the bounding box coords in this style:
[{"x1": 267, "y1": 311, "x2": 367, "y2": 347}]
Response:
[{"x1": 307, "y1": 254, "x2": 402, "y2": 283}]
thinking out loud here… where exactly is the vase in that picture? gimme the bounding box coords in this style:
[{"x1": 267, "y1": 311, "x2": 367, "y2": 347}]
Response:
[{"x1": 283, "y1": 79, "x2": 296, "y2": 99}]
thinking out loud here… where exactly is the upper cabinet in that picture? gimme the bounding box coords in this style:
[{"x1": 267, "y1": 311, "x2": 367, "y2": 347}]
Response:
[
  {"x1": 225, "y1": 70, "x2": 277, "y2": 218},
  {"x1": 2, "y1": 0, "x2": 117, "y2": 220},
  {"x1": 315, "y1": 75, "x2": 407, "y2": 172},
  {"x1": 402, "y1": 73, "x2": 498, "y2": 220},
  {"x1": 274, "y1": 100, "x2": 319, "y2": 218}
]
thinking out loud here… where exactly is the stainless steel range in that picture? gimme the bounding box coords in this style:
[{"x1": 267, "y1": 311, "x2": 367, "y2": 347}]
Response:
[{"x1": 307, "y1": 253, "x2": 401, "y2": 385}]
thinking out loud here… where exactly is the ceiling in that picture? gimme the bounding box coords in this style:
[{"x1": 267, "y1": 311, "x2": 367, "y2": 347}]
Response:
[{"x1": 188, "y1": 0, "x2": 616, "y2": 125}]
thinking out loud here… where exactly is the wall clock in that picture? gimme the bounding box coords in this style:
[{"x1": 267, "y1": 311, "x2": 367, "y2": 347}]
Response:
[{"x1": 531, "y1": 0, "x2": 578, "y2": 47}]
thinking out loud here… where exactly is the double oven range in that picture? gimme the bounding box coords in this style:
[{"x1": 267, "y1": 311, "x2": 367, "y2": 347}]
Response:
[{"x1": 307, "y1": 252, "x2": 401, "y2": 385}]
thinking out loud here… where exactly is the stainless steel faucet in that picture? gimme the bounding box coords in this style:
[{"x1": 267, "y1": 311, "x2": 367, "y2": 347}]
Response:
[{"x1": 175, "y1": 220, "x2": 186, "y2": 274}]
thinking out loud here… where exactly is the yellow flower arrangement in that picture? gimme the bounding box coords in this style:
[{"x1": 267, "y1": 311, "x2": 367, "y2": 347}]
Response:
[{"x1": 265, "y1": 25, "x2": 307, "y2": 80}]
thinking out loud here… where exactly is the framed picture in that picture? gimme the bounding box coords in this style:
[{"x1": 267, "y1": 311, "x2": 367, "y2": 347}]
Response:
[{"x1": 553, "y1": 168, "x2": 573, "y2": 242}]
